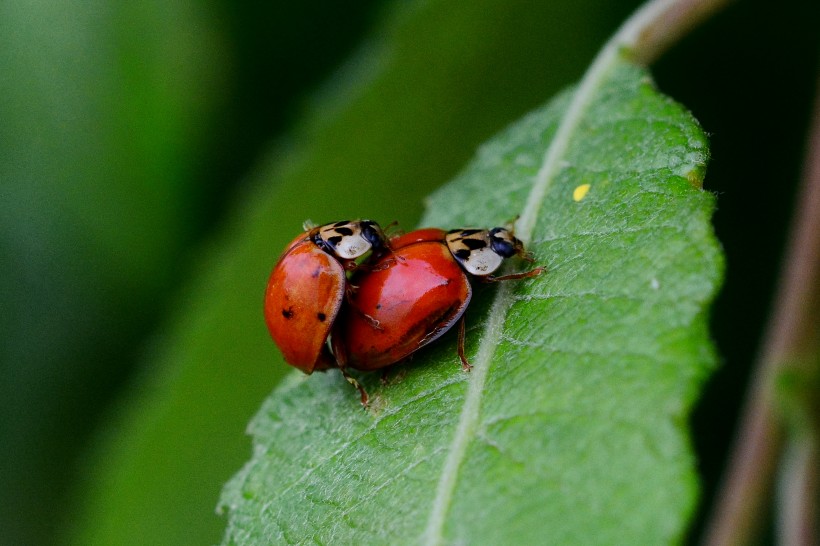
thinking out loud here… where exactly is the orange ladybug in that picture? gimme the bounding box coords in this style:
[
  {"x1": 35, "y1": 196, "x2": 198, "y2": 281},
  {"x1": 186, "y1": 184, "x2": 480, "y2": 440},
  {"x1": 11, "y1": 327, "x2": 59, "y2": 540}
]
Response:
[{"x1": 264, "y1": 220, "x2": 387, "y2": 383}]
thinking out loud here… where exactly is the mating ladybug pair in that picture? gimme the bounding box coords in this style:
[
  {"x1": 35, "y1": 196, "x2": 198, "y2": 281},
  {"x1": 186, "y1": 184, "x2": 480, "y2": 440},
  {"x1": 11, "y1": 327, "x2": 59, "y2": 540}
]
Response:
[{"x1": 264, "y1": 220, "x2": 544, "y2": 406}]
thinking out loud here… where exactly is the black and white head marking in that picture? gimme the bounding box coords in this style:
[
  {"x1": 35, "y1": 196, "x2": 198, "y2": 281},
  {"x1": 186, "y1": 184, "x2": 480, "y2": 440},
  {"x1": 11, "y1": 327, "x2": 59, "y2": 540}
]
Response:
[
  {"x1": 444, "y1": 228, "x2": 496, "y2": 276},
  {"x1": 445, "y1": 227, "x2": 525, "y2": 276},
  {"x1": 313, "y1": 220, "x2": 385, "y2": 260}
]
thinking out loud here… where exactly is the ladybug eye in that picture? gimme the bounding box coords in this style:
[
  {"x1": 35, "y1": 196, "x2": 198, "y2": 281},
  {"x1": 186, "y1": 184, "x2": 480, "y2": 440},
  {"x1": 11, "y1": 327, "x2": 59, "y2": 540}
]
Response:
[
  {"x1": 360, "y1": 221, "x2": 384, "y2": 250},
  {"x1": 491, "y1": 238, "x2": 515, "y2": 258},
  {"x1": 489, "y1": 228, "x2": 518, "y2": 258}
]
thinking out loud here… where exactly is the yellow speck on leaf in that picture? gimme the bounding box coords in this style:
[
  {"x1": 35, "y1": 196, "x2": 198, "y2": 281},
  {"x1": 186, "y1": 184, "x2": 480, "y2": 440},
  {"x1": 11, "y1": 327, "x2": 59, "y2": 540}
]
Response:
[{"x1": 573, "y1": 184, "x2": 591, "y2": 202}]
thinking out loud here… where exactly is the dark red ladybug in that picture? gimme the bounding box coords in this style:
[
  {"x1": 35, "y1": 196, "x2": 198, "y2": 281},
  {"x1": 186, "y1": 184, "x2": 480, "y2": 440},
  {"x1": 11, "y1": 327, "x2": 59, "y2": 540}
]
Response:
[{"x1": 335, "y1": 227, "x2": 544, "y2": 378}]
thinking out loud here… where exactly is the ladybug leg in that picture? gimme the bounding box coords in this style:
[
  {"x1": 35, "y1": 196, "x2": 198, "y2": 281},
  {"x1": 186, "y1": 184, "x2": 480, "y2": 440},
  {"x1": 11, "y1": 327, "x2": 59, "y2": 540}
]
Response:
[
  {"x1": 484, "y1": 266, "x2": 546, "y2": 283},
  {"x1": 519, "y1": 250, "x2": 538, "y2": 263},
  {"x1": 362, "y1": 250, "x2": 407, "y2": 273},
  {"x1": 344, "y1": 282, "x2": 360, "y2": 300},
  {"x1": 457, "y1": 315, "x2": 473, "y2": 372},
  {"x1": 342, "y1": 293, "x2": 386, "y2": 334},
  {"x1": 346, "y1": 307, "x2": 383, "y2": 331},
  {"x1": 331, "y1": 332, "x2": 370, "y2": 407},
  {"x1": 312, "y1": 346, "x2": 338, "y2": 372},
  {"x1": 339, "y1": 367, "x2": 369, "y2": 407},
  {"x1": 363, "y1": 312, "x2": 383, "y2": 330}
]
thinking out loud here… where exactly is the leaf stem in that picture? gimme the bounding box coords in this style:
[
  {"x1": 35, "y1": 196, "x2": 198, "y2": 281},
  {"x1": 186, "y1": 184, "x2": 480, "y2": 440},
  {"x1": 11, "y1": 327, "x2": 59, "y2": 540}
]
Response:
[
  {"x1": 778, "y1": 438, "x2": 818, "y2": 546},
  {"x1": 624, "y1": 0, "x2": 732, "y2": 65},
  {"x1": 703, "y1": 75, "x2": 820, "y2": 546}
]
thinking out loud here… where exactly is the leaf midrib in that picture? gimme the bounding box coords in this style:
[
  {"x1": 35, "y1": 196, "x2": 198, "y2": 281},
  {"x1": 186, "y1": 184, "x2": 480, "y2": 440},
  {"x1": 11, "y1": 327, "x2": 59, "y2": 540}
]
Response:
[{"x1": 419, "y1": 0, "x2": 668, "y2": 540}]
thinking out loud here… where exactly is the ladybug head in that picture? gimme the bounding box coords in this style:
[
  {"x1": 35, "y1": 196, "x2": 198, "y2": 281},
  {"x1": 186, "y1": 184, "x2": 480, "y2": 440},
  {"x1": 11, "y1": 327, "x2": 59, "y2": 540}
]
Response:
[
  {"x1": 313, "y1": 220, "x2": 386, "y2": 261},
  {"x1": 446, "y1": 227, "x2": 531, "y2": 277}
]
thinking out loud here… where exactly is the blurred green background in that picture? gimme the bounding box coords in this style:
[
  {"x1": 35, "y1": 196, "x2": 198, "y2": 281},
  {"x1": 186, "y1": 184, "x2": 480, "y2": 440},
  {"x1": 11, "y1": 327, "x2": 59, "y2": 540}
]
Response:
[{"x1": 1, "y1": 0, "x2": 817, "y2": 544}]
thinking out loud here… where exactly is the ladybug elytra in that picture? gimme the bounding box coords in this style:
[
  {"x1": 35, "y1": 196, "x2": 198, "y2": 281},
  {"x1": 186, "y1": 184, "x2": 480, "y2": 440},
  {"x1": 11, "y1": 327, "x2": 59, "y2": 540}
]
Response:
[{"x1": 263, "y1": 220, "x2": 388, "y2": 393}]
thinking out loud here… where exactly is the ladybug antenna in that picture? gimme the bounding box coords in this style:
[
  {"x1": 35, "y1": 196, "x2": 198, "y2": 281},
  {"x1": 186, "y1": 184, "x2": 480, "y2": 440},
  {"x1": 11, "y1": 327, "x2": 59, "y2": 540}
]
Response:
[
  {"x1": 302, "y1": 219, "x2": 317, "y2": 231},
  {"x1": 503, "y1": 214, "x2": 521, "y2": 232},
  {"x1": 383, "y1": 220, "x2": 402, "y2": 238}
]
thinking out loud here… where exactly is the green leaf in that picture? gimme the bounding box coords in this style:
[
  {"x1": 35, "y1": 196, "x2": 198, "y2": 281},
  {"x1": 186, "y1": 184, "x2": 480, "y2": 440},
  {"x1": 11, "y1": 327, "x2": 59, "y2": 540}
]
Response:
[
  {"x1": 219, "y1": 57, "x2": 723, "y2": 544},
  {"x1": 67, "y1": 1, "x2": 623, "y2": 543}
]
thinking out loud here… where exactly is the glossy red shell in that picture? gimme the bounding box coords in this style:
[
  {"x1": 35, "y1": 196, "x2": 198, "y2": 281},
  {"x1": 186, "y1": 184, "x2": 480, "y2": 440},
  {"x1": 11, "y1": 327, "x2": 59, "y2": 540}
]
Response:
[
  {"x1": 389, "y1": 227, "x2": 447, "y2": 248},
  {"x1": 264, "y1": 237, "x2": 345, "y2": 374},
  {"x1": 338, "y1": 235, "x2": 471, "y2": 370}
]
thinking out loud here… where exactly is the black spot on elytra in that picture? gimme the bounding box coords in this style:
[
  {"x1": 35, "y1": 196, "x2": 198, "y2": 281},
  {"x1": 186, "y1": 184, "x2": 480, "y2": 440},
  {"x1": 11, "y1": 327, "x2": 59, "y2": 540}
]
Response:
[
  {"x1": 375, "y1": 303, "x2": 382, "y2": 309},
  {"x1": 334, "y1": 227, "x2": 354, "y2": 236},
  {"x1": 282, "y1": 308, "x2": 295, "y2": 319},
  {"x1": 462, "y1": 238, "x2": 487, "y2": 250},
  {"x1": 317, "y1": 312, "x2": 327, "y2": 322},
  {"x1": 311, "y1": 267, "x2": 322, "y2": 278},
  {"x1": 455, "y1": 248, "x2": 471, "y2": 260}
]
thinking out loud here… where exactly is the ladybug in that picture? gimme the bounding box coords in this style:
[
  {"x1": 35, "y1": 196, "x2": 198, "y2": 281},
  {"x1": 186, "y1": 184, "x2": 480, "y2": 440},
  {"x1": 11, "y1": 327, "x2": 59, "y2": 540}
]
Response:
[
  {"x1": 334, "y1": 226, "x2": 544, "y2": 379},
  {"x1": 264, "y1": 220, "x2": 387, "y2": 393}
]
